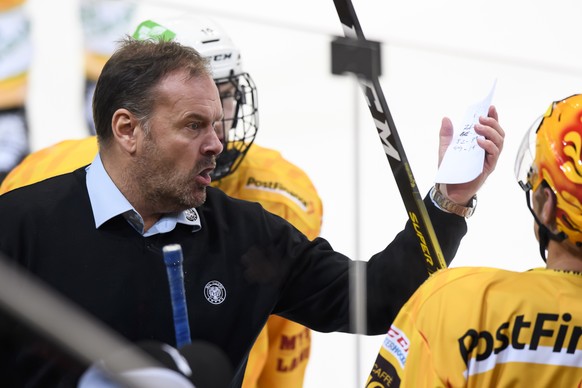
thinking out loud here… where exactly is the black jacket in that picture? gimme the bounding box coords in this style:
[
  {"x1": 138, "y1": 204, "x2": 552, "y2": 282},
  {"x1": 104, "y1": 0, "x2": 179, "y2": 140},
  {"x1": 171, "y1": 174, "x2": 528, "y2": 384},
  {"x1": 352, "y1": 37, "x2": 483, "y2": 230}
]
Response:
[{"x1": 0, "y1": 167, "x2": 466, "y2": 386}]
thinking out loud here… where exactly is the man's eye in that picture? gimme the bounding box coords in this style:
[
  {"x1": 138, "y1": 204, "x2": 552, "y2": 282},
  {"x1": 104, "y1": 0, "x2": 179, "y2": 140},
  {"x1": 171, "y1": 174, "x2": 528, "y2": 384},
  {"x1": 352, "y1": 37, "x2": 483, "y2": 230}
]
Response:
[{"x1": 189, "y1": 122, "x2": 202, "y2": 130}]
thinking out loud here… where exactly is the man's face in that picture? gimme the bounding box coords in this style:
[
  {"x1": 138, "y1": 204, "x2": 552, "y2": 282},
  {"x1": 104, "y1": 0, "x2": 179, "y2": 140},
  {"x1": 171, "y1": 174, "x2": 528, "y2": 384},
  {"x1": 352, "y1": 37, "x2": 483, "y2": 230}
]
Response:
[{"x1": 133, "y1": 70, "x2": 223, "y2": 212}]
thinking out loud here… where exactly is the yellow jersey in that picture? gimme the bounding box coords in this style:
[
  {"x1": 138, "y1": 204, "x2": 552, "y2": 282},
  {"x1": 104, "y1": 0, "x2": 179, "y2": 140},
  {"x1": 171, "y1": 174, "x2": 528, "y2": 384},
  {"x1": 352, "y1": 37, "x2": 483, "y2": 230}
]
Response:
[{"x1": 367, "y1": 266, "x2": 582, "y2": 387}]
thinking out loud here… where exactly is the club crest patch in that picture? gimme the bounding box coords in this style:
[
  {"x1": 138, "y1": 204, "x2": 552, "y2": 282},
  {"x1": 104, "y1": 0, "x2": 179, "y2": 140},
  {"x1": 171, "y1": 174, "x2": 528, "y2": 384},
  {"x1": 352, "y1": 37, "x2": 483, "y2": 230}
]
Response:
[
  {"x1": 204, "y1": 280, "x2": 226, "y2": 305},
  {"x1": 184, "y1": 208, "x2": 198, "y2": 221}
]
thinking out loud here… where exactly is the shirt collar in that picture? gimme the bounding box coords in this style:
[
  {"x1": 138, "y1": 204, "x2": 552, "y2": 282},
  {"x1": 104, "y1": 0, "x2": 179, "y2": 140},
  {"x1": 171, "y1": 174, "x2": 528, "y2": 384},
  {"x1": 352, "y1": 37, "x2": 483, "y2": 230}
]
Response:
[{"x1": 86, "y1": 153, "x2": 201, "y2": 235}]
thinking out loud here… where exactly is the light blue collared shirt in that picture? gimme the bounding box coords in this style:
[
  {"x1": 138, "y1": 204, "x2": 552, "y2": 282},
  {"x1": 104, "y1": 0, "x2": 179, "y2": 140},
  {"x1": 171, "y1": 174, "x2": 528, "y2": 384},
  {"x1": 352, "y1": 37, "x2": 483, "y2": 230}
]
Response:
[{"x1": 85, "y1": 154, "x2": 201, "y2": 237}]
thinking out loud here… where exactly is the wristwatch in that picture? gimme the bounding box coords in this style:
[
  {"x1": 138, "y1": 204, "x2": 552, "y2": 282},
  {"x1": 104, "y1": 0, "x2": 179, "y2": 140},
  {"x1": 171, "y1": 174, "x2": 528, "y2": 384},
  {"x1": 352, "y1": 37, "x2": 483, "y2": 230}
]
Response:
[{"x1": 430, "y1": 184, "x2": 477, "y2": 218}]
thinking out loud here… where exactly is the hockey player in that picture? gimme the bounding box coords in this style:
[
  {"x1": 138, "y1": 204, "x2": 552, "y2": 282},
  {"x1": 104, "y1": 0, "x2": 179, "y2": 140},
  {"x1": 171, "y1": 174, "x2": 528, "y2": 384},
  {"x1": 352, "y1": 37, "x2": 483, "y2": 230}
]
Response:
[
  {"x1": 367, "y1": 94, "x2": 582, "y2": 387},
  {"x1": 0, "y1": 13, "x2": 322, "y2": 388}
]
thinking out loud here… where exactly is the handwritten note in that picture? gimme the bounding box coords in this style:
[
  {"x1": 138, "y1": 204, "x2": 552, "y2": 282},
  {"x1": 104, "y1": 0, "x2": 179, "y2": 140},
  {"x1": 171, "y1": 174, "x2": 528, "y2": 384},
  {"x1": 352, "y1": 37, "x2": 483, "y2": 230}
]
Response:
[{"x1": 435, "y1": 80, "x2": 496, "y2": 184}]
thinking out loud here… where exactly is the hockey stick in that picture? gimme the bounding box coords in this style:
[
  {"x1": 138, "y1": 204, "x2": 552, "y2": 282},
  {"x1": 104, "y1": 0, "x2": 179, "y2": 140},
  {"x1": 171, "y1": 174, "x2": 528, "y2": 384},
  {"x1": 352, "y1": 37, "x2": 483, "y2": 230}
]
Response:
[
  {"x1": 332, "y1": 0, "x2": 446, "y2": 274},
  {"x1": 162, "y1": 244, "x2": 192, "y2": 349}
]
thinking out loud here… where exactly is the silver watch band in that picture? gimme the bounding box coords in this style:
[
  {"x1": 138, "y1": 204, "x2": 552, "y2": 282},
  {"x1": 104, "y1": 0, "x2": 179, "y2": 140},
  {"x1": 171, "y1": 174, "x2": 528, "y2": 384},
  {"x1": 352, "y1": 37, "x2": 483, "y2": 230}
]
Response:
[{"x1": 430, "y1": 184, "x2": 477, "y2": 218}]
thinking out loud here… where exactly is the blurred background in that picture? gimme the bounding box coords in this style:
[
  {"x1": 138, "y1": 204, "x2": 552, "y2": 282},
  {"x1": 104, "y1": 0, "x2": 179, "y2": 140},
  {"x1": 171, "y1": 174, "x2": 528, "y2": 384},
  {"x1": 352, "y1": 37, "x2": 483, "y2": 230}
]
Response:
[{"x1": 15, "y1": 0, "x2": 582, "y2": 386}]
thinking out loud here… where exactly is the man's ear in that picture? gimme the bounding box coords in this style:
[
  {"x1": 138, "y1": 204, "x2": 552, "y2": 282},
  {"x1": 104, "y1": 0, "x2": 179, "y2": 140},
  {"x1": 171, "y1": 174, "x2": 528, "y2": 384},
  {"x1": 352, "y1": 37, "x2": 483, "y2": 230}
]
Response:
[
  {"x1": 538, "y1": 186, "x2": 557, "y2": 227},
  {"x1": 111, "y1": 108, "x2": 138, "y2": 153}
]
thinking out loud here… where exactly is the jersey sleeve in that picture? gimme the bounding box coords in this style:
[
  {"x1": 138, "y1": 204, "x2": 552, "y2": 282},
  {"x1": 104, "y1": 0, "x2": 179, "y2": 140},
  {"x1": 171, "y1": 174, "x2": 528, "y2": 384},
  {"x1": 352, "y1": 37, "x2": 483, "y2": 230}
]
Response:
[
  {"x1": 367, "y1": 306, "x2": 443, "y2": 388},
  {"x1": 367, "y1": 268, "x2": 459, "y2": 387},
  {"x1": 0, "y1": 137, "x2": 98, "y2": 194}
]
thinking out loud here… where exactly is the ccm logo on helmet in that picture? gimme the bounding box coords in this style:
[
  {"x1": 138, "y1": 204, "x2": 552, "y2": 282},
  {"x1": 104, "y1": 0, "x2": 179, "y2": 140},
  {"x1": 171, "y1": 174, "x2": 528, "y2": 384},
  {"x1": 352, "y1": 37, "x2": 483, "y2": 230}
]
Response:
[
  {"x1": 458, "y1": 312, "x2": 581, "y2": 367},
  {"x1": 211, "y1": 53, "x2": 233, "y2": 61}
]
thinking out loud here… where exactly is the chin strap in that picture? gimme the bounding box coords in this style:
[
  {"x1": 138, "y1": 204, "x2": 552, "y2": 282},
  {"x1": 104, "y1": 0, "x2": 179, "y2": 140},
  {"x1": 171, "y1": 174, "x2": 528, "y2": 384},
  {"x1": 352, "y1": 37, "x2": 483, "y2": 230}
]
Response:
[
  {"x1": 536, "y1": 223, "x2": 567, "y2": 262},
  {"x1": 537, "y1": 224, "x2": 551, "y2": 262},
  {"x1": 524, "y1": 187, "x2": 567, "y2": 262}
]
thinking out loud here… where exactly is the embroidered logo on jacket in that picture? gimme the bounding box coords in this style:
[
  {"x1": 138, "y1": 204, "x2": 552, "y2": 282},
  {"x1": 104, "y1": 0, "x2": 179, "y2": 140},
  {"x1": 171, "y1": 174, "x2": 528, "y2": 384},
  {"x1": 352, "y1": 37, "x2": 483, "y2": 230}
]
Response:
[
  {"x1": 204, "y1": 280, "x2": 226, "y2": 304},
  {"x1": 184, "y1": 208, "x2": 198, "y2": 221}
]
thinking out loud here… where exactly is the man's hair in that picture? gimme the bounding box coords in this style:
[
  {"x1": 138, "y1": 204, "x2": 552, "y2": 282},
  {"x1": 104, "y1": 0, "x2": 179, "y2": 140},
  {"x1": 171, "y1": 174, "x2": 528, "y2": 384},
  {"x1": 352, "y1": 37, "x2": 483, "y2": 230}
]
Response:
[{"x1": 93, "y1": 36, "x2": 211, "y2": 144}]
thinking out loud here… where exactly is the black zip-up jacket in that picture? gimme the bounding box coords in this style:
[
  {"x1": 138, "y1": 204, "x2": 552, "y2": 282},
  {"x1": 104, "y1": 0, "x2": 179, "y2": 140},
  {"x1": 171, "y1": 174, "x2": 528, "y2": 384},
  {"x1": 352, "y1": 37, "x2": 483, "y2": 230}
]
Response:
[{"x1": 0, "y1": 167, "x2": 466, "y2": 386}]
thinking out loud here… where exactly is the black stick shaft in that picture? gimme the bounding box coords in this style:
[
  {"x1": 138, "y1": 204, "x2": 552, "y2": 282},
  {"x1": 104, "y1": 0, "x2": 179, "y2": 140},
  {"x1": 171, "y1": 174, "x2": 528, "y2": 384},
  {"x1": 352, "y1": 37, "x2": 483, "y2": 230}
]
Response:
[{"x1": 332, "y1": 0, "x2": 446, "y2": 273}]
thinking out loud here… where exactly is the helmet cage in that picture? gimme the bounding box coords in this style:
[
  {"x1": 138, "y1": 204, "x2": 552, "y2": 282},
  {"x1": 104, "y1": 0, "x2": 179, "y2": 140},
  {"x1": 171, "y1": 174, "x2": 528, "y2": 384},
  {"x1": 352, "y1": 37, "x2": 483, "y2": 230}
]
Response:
[{"x1": 211, "y1": 71, "x2": 258, "y2": 180}]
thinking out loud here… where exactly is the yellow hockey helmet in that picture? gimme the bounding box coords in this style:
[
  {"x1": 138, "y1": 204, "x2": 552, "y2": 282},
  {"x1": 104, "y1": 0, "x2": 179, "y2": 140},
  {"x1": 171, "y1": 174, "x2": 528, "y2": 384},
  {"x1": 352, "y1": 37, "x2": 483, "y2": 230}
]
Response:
[{"x1": 515, "y1": 94, "x2": 582, "y2": 248}]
